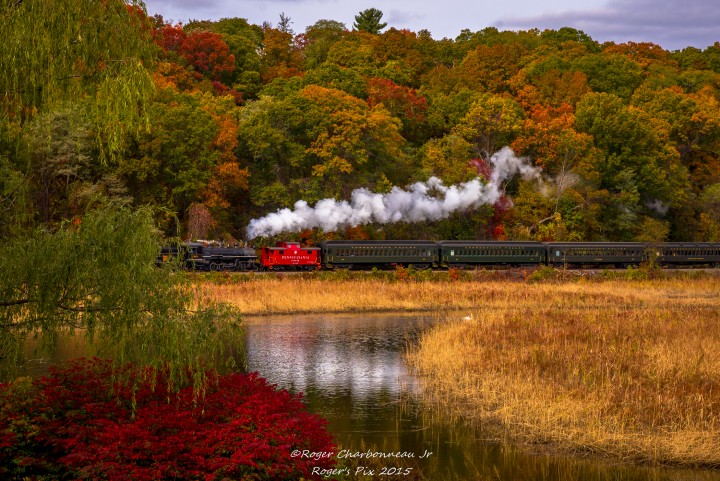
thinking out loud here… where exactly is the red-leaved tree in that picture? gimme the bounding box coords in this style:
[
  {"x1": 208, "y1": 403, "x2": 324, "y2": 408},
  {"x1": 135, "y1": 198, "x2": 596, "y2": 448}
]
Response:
[{"x1": 155, "y1": 24, "x2": 236, "y2": 82}]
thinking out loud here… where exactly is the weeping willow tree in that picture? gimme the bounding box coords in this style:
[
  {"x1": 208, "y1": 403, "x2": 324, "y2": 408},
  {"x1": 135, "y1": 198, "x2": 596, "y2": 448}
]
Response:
[
  {"x1": 0, "y1": 2, "x2": 245, "y2": 385},
  {"x1": 0, "y1": 204, "x2": 243, "y2": 386},
  {"x1": 1, "y1": 0, "x2": 156, "y2": 157}
]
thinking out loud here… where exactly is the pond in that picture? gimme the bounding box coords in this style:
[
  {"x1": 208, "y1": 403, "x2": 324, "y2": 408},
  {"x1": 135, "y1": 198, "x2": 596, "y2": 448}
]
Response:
[
  {"x1": 243, "y1": 312, "x2": 720, "y2": 481},
  {"x1": 15, "y1": 311, "x2": 720, "y2": 481}
]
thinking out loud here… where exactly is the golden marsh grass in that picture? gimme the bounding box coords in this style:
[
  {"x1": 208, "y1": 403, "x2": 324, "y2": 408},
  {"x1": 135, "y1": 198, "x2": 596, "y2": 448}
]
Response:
[
  {"x1": 199, "y1": 271, "x2": 498, "y2": 315},
  {"x1": 405, "y1": 276, "x2": 720, "y2": 467}
]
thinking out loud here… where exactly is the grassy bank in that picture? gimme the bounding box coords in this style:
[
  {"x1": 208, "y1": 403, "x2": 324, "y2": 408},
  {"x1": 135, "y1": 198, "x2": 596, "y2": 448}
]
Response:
[
  {"x1": 199, "y1": 267, "x2": 506, "y2": 315},
  {"x1": 199, "y1": 268, "x2": 718, "y2": 316},
  {"x1": 405, "y1": 276, "x2": 720, "y2": 467}
]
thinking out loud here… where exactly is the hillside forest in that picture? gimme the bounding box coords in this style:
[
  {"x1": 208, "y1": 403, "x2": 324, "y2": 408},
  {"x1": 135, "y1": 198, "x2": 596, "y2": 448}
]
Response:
[{"x1": 3, "y1": 1, "x2": 720, "y2": 245}]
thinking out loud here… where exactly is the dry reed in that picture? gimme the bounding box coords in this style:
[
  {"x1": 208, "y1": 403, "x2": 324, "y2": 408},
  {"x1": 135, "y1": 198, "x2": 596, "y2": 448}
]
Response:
[
  {"x1": 405, "y1": 277, "x2": 720, "y2": 467},
  {"x1": 199, "y1": 274, "x2": 495, "y2": 315}
]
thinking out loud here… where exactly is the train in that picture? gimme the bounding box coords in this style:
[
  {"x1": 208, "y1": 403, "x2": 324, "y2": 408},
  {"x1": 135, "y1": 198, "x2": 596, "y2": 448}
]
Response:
[{"x1": 157, "y1": 240, "x2": 720, "y2": 271}]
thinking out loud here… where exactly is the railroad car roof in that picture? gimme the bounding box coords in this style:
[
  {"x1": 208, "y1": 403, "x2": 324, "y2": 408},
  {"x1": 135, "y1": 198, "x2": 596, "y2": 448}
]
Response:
[
  {"x1": 319, "y1": 240, "x2": 438, "y2": 246},
  {"x1": 262, "y1": 245, "x2": 320, "y2": 249},
  {"x1": 654, "y1": 242, "x2": 720, "y2": 247},
  {"x1": 544, "y1": 242, "x2": 644, "y2": 246},
  {"x1": 437, "y1": 240, "x2": 543, "y2": 246}
]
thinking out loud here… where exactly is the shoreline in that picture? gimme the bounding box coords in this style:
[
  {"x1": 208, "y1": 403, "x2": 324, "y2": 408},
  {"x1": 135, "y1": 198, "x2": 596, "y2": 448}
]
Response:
[{"x1": 241, "y1": 307, "x2": 443, "y2": 318}]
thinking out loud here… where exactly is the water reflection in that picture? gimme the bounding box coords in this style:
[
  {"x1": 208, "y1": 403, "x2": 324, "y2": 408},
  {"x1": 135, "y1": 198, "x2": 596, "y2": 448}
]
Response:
[
  {"x1": 243, "y1": 312, "x2": 720, "y2": 481},
  {"x1": 13, "y1": 331, "x2": 91, "y2": 380},
  {"x1": 12, "y1": 313, "x2": 720, "y2": 480},
  {"x1": 245, "y1": 313, "x2": 424, "y2": 397}
]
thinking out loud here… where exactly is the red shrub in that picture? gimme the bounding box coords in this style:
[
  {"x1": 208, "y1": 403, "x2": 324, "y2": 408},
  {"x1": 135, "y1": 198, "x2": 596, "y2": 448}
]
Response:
[{"x1": 0, "y1": 359, "x2": 335, "y2": 480}]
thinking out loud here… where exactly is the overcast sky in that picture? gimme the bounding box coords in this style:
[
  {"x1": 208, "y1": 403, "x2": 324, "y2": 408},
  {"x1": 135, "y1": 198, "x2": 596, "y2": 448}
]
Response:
[{"x1": 144, "y1": 0, "x2": 718, "y2": 51}]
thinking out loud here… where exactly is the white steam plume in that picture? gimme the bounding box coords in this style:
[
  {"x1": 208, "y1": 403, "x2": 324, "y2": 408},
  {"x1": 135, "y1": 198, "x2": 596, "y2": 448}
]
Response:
[
  {"x1": 645, "y1": 199, "x2": 670, "y2": 216},
  {"x1": 246, "y1": 147, "x2": 540, "y2": 239}
]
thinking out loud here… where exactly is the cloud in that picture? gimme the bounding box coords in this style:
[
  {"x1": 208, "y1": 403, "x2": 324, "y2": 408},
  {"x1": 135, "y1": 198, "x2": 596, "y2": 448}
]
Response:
[
  {"x1": 496, "y1": 0, "x2": 720, "y2": 50},
  {"x1": 146, "y1": 0, "x2": 342, "y2": 27},
  {"x1": 386, "y1": 9, "x2": 427, "y2": 28},
  {"x1": 149, "y1": 0, "x2": 217, "y2": 11}
]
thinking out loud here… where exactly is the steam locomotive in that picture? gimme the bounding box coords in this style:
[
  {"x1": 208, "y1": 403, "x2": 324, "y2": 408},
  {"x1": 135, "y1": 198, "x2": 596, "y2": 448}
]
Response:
[{"x1": 158, "y1": 240, "x2": 720, "y2": 271}]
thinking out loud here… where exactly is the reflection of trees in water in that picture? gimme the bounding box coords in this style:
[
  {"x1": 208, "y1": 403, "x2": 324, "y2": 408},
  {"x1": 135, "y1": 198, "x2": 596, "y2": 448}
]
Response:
[
  {"x1": 244, "y1": 313, "x2": 431, "y2": 460},
  {"x1": 244, "y1": 314, "x2": 425, "y2": 398},
  {"x1": 20, "y1": 331, "x2": 91, "y2": 379}
]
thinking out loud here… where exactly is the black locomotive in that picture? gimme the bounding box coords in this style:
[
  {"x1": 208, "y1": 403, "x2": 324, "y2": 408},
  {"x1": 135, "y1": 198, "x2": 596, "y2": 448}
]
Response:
[
  {"x1": 158, "y1": 242, "x2": 258, "y2": 271},
  {"x1": 158, "y1": 240, "x2": 720, "y2": 271}
]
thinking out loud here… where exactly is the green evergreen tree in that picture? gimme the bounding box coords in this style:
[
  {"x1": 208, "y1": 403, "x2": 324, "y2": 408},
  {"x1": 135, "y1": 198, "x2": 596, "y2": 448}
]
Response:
[{"x1": 353, "y1": 8, "x2": 387, "y2": 34}]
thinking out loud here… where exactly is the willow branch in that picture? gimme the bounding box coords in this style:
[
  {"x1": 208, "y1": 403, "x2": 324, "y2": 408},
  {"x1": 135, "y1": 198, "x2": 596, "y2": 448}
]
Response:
[
  {"x1": 0, "y1": 299, "x2": 30, "y2": 307},
  {"x1": 57, "y1": 304, "x2": 122, "y2": 313}
]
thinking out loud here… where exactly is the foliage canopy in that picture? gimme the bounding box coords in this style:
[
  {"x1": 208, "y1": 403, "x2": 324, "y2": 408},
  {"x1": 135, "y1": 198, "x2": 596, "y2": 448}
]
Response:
[
  {"x1": 3, "y1": 2, "x2": 720, "y2": 245},
  {"x1": 1, "y1": 0, "x2": 156, "y2": 157}
]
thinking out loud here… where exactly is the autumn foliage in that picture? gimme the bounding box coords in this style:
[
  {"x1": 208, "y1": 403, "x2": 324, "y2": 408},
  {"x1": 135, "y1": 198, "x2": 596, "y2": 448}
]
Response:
[
  {"x1": 4, "y1": 2, "x2": 720, "y2": 243},
  {"x1": 156, "y1": 24, "x2": 236, "y2": 81},
  {"x1": 0, "y1": 359, "x2": 336, "y2": 480}
]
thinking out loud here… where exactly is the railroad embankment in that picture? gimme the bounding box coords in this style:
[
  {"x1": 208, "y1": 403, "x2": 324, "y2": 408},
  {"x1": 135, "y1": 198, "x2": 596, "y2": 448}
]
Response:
[{"x1": 199, "y1": 267, "x2": 719, "y2": 316}]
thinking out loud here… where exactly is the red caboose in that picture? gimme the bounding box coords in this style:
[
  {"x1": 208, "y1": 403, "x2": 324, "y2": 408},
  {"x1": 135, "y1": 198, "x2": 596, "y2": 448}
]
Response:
[{"x1": 260, "y1": 242, "x2": 321, "y2": 271}]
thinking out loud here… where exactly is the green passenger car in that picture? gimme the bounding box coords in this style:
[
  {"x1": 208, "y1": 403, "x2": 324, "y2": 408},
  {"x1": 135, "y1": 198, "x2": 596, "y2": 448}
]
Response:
[
  {"x1": 654, "y1": 242, "x2": 720, "y2": 267},
  {"x1": 319, "y1": 240, "x2": 439, "y2": 269},
  {"x1": 545, "y1": 242, "x2": 645, "y2": 267},
  {"x1": 438, "y1": 241, "x2": 545, "y2": 268}
]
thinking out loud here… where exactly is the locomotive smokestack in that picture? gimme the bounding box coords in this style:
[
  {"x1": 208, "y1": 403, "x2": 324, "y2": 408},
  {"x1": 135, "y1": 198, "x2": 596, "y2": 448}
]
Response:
[{"x1": 246, "y1": 147, "x2": 540, "y2": 240}]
